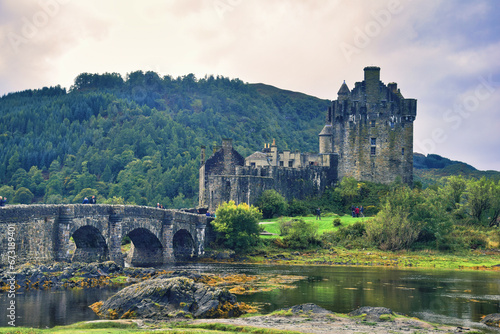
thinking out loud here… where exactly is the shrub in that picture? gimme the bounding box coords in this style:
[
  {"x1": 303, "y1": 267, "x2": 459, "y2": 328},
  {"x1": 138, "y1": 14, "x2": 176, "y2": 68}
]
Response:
[
  {"x1": 278, "y1": 217, "x2": 293, "y2": 236},
  {"x1": 333, "y1": 218, "x2": 341, "y2": 227},
  {"x1": 256, "y1": 190, "x2": 288, "y2": 219},
  {"x1": 288, "y1": 199, "x2": 310, "y2": 217},
  {"x1": 13, "y1": 187, "x2": 34, "y2": 204},
  {"x1": 283, "y1": 219, "x2": 320, "y2": 249},
  {"x1": 366, "y1": 205, "x2": 421, "y2": 251},
  {"x1": 212, "y1": 201, "x2": 262, "y2": 252}
]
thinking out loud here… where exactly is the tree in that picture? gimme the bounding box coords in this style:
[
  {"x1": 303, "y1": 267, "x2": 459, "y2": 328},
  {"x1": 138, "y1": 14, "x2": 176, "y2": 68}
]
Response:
[
  {"x1": 464, "y1": 177, "x2": 492, "y2": 224},
  {"x1": 365, "y1": 187, "x2": 451, "y2": 250},
  {"x1": 488, "y1": 180, "x2": 500, "y2": 227},
  {"x1": 256, "y1": 190, "x2": 288, "y2": 218},
  {"x1": 13, "y1": 187, "x2": 34, "y2": 204},
  {"x1": 212, "y1": 201, "x2": 262, "y2": 252}
]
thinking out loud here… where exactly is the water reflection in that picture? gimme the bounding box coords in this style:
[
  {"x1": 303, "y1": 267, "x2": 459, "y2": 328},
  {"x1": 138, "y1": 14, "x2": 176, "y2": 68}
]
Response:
[{"x1": 0, "y1": 263, "x2": 498, "y2": 329}]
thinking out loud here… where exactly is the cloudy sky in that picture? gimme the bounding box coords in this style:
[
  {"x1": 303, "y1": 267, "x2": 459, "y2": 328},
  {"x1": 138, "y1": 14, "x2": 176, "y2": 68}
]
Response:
[{"x1": 0, "y1": 0, "x2": 499, "y2": 171}]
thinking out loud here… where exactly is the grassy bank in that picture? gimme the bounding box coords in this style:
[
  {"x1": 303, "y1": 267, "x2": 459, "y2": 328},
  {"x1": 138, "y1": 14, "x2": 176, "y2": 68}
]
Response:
[
  {"x1": 252, "y1": 214, "x2": 500, "y2": 271},
  {"x1": 0, "y1": 321, "x2": 308, "y2": 334}
]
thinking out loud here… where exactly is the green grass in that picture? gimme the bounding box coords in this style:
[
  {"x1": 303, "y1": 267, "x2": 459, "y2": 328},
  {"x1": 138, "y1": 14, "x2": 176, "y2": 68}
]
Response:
[
  {"x1": 0, "y1": 321, "x2": 304, "y2": 334},
  {"x1": 259, "y1": 214, "x2": 367, "y2": 238}
]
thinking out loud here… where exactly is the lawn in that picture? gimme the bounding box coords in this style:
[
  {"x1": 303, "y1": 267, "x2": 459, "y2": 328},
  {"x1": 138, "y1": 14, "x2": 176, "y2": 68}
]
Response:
[{"x1": 259, "y1": 214, "x2": 368, "y2": 238}]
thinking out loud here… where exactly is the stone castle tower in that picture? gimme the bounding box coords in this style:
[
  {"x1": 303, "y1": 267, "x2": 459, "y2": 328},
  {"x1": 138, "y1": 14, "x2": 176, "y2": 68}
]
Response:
[
  {"x1": 320, "y1": 66, "x2": 417, "y2": 184},
  {"x1": 199, "y1": 66, "x2": 416, "y2": 211}
]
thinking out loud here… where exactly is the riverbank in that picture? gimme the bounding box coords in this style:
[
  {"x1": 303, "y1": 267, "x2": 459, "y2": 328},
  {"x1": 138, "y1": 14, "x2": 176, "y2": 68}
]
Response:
[
  {"x1": 205, "y1": 247, "x2": 500, "y2": 272},
  {"x1": 1, "y1": 307, "x2": 490, "y2": 334}
]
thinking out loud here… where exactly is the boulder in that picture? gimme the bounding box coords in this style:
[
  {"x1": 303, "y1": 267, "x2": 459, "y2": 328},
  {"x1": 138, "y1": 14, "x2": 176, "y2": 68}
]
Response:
[
  {"x1": 90, "y1": 277, "x2": 244, "y2": 319},
  {"x1": 284, "y1": 303, "x2": 332, "y2": 314},
  {"x1": 481, "y1": 313, "x2": 500, "y2": 327},
  {"x1": 349, "y1": 306, "x2": 394, "y2": 322}
]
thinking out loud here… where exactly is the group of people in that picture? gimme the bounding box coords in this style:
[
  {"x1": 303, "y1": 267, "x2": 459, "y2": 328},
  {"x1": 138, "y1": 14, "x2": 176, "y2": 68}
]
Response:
[
  {"x1": 351, "y1": 205, "x2": 364, "y2": 217},
  {"x1": 0, "y1": 196, "x2": 7, "y2": 206},
  {"x1": 82, "y1": 196, "x2": 97, "y2": 204},
  {"x1": 156, "y1": 203, "x2": 165, "y2": 209}
]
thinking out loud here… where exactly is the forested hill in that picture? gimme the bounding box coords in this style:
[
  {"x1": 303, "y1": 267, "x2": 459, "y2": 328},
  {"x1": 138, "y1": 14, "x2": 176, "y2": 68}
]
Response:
[{"x1": 0, "y1": 72, "x2": 330, "y2": 207}]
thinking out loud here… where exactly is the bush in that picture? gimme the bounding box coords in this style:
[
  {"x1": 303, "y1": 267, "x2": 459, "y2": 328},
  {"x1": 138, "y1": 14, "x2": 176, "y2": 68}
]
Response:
[
  {"x1": 366, "y1": 206, "x2": 421, "y2": 251},
  {"x1": 13, "y1": 187, "x2": 34, "y2": 204},
  {"x1": 282, "y1": 219, "x2": 320, "y2": 249},
  {"x1": 212, "y1": 201, "x2": 262, "y2": 252},
  {"x1": 287, "y1": 199, "x2": 310, "y2": 217},
  {"x1": 278, "y1": 217, "x2": 293, "y2": 236},
  {"x1": 333, "y1": 218, "x2": 341, "y2": 227},
  {"x1": 256, "y1": 190, "x2": 288, "y2": 219},
  {"x1": 321, "y1": 221, "x2": 368, "y2": 248}
]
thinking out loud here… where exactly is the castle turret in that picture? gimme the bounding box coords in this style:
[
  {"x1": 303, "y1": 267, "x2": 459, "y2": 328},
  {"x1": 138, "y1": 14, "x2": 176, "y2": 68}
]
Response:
[
  {"x1": 337, "y1": 81, "x2": 350, "y2": 101},
  {"x1": 331, "y1": 66, "x2": 416, "y2": 185},
  {"x1": 364, "y1": 66, "x2": 381, "y2": 104},
  {"x1": 270, "y1": 139, "x2": 278, "y2": 166},
  {"x1": 200, "y1": 146, "x2": 206, "y2": 166}
]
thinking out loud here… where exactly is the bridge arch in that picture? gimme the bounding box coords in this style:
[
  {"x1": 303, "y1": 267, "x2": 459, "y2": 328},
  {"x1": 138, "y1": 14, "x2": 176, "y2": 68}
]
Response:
[
  {"x1": 124, "y1": 227, "x2": 164, "y2": 267},
  {"x1": 172, "y1": 229, "x2": 196, "y2": 261},
  {"x1": 71, "y1": 225, "x2": 108, "y2": 263}
]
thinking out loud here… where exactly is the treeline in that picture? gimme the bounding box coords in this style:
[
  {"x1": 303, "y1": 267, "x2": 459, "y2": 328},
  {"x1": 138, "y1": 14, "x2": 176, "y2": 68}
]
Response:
[{"x1": 0, "y1": 71, "x2": 329, "y2": 207}]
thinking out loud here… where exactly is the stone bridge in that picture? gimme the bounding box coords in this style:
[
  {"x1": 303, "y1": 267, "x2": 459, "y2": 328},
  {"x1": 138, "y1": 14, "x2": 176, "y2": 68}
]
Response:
[{"x1": 0, "y1": 204, "x2": 215, "y2": 267}]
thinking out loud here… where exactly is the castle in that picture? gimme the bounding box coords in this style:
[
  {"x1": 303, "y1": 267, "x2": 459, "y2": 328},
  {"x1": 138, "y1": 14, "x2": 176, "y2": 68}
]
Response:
[{"x1": 199, "y1": 67, "x2": 417, "y2": 211}]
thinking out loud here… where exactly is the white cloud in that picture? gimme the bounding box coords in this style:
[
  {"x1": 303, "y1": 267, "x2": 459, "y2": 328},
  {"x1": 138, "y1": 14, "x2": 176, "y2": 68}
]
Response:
[{"x1": 0, "y1": 0, "x2": 498, "y2": 170}]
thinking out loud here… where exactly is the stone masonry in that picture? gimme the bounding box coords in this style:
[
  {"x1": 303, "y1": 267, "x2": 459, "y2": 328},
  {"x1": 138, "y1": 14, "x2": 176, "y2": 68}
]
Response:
[{"x1": 0, "y1": 204, "x2": 211, "y2": 266}]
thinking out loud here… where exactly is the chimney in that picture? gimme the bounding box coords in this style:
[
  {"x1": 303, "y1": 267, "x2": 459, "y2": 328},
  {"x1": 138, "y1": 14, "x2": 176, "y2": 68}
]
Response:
[
  {"x1": 222, "y1": 138, "x2": 233, "y2": 174},
  {"x1": 200, "y1": 146, "x2": 206, "y2": 166},
  {"x1": 364, "y1": 66, "x2": 381, "y2": 103}
]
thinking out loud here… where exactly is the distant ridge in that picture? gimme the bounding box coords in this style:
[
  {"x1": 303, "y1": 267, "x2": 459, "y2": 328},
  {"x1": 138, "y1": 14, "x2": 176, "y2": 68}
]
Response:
[{"x1": 413, "y1": 153, "x2": 500, "y2": 185}]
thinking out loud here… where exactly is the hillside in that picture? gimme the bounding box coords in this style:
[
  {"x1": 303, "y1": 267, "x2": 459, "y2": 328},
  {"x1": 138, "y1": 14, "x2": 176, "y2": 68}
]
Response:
[
  {"x1": 0, "y1": 71, "x2": 497, "y2": 207},
  {"x1": 414, "y1": 153, "x2": 500, "y2": 186},
  {"x1": 0, "y1": 72, "x2": 330, "y2": 207}
]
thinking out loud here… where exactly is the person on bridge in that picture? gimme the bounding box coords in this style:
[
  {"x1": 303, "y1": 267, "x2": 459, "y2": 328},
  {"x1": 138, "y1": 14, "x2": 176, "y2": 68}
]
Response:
[
  {"x1": 90, "y1": 196, "x2": 96, "y2": 204},
  {"x1": 0, "y1": 196, "x2": 6, "y2": 206},
  {"x1": 82, "y1": 197, "x2": 89, "y2": 204}
]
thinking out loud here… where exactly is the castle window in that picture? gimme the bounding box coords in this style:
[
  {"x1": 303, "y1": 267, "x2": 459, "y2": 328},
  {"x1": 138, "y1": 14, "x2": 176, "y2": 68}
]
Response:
[
  {"x1": 371, "y1": 120, "x2": 376, "y2": 127},
  {"x1": 371, "y1": 138, "x2": 376, "y2": 146},
  {"x1": 371, "y1": 147, "x2": 376, "y2": 155},
  {"x1": 288, "y1": 160, "x2": 294, "y2": 167},
  {"x1": 402, "y1": 148, "x2": 405, "y2": 155},
  {"x1": 279, "y1": 161, "x2": 284, "y2": 167},
  {"x1": 251, "y1": 162, "x2": 256, "y2": 168}
]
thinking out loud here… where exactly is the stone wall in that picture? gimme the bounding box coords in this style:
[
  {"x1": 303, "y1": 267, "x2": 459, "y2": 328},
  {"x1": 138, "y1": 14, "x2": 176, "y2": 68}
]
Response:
[{"x1": 203, "y1": 157, "x2": 338, "y2": 211}]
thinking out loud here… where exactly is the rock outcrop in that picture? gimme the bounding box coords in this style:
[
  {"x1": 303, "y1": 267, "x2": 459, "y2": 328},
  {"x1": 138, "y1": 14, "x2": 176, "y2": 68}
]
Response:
[
  {"x1": 481, "y1": 313, "x2": 500, "y2": 327},
  {"x1": 90, "y1": 276, "x2": 245, "y2": 319},
  {"x1": 349, "y1": 306, "x2": 394, "y2": 322}
]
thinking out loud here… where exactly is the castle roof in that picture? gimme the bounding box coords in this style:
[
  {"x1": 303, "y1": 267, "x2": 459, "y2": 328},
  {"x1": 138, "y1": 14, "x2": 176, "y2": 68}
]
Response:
[
  {"x1": 246, "y1": 152, "x2": 268, "y2": 160},
  {"x1": 337, "y1": 81, "x2": 350, "y2": 95},
  {"x1": 319, "y1": 124, "x2": 333, "y2": 136}
]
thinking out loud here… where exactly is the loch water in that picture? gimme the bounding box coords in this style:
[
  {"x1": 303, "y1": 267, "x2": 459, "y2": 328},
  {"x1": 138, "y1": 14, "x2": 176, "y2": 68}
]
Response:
[{"x1": 1, "y1": 263, "x2": 499, "y2": 329}]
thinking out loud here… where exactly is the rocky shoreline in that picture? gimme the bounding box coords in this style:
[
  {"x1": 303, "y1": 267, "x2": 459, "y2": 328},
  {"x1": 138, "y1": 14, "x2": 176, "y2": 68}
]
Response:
[
  {"x1": 2, "y1": 262, "x2": 500, "y2": 332},
  {"x1": 81, "y1": 304, "x2": 497, "y2": 334}
]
